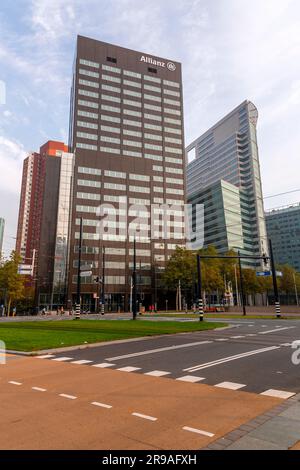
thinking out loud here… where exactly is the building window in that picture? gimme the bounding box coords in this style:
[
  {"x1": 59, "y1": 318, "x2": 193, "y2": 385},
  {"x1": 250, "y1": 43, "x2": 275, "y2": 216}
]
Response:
[
  {"x1": 79, "y1": 58, "x2": 99, "y2": 69},
  {"x1": 102, "y1": 64, "x2": 120, "y2": 73},
  {"x1": 102, "y1": 74, "x2": 121, "y2": 84},
  {"x1": 77, "y1": 131, "x2": 98, "y2": 141},
  {"x1": 147, "y1": 67, "x2": 157, "y2": 74},
  {"x1": 78, "y1": 99, "x2": 99, "y2": 109},
  {"x1": 124, "y1": 70, "x2": 141, "y2": 79},
  {"x1": 100, "y1": 125, "x2": 120, "y2": 134},
  {"x1": 101, "y1": 94, "x2": 121, "y2": 103},
  {"x1": 106, "y1": 56, "x2": 117, "y2": 64},
  {"x1": 101, "y1": 84, "x2": 121, "y2": 93},
  {"x1": 78, "y1": 78, "x2": 99, "y2": 89}
]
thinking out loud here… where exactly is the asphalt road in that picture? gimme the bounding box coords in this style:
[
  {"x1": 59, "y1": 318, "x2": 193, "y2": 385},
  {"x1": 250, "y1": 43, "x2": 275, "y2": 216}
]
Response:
[{"x1": 38, "y1": 318, "x2": 300, "y2": 397}]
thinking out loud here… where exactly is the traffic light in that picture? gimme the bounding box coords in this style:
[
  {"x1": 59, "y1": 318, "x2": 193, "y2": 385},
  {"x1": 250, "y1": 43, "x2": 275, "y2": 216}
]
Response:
[
  {"x1": 262, "y1": 253, "x2": 269, "y2": 266},
  {"x1": 94, "y1": 276, "x2": 99, "y2": 283}
]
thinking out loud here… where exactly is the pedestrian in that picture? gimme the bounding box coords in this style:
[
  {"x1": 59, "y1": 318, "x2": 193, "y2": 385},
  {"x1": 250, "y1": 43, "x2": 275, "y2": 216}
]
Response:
[
  {"x1": 12, "y1": 307, "x2": 16, "y2": 316},
  {"x1": 60, "y1": 306, "x2": 64, "y2": 315},
  {"x1": 56, "y1": 306, "x2": 60, "y2": 315}
]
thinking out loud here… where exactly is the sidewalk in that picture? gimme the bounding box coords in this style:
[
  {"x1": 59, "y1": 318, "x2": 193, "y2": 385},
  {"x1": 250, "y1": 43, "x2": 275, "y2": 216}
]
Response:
[{"x1": 203, "y1": 393, "x2": 300, "y2": 450}]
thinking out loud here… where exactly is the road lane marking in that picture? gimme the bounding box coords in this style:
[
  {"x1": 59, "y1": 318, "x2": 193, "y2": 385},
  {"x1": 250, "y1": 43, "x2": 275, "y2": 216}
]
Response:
[
  {"x1": 36, "y1": 355, "x2": 55, "y2": 359},
  {"x1": 183, "y1": 346, "x2": 281, "y2": 372},
  {"x1": 52, "y1": 357, "x2": 73, "y2": 362},
  {"x1": 260, "y1": 389, "x2": 296, "y2": 399},
  {"x1": 59, "y1": 394, "x2": 77, "y2": 400},
  {"x1": 117, "y1": 366, "x2": 141, "y2": 372},
  {"x1": 92, "y1": 363, "x2": 115, "y2": 368},
  {"x1": 71, "y1": 360, "x2": 93, "y2": 365},
  {"x1": 230, "y1": 336, "x2": 245, "y2": 339},
  {"x1": 176, "y1": 375, "x2": 205, "y2": 383},
  {"x1": 32, "y1": 387, "x2": 47, "y2": 392},
  {"x1": 145, "y1": 370, "x2": 170, "y2": 377},
  {"x1": 215, "y1": 381, "x2": 246, "y2": 390},
  {"x1": 91, "y1": 401, "x2": 112, "y2": 409},
  {"x1": 106, "y1": 341, "x2": 213, "y2": 361},
  {"x1": 215, "y1": 338, "x2": 229, "y2": 342},
  {"x1": 182, "y1": 426, "x2": 214, "y2": 437},
  {"x1": 280, "y1": 343, "x2": 292, "y2": 347},
  {"x1": 246, "y1": 334, "x2": 256, "y2": 337},
  {"x1": 8, "y1": 381, "x2": 22, "y2": 385},
  {"x1": 132, "y1": 412, "x2": 157, "y2": 422},
  {"x1": 259, "y1": 327, "x2": 296, "y2": 335}
]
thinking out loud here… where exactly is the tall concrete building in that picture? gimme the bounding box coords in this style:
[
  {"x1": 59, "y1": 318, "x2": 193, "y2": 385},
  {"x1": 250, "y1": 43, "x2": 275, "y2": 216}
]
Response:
[
  {"x1": 187, "y1": 100, "x2": 268, "y2": 268},
  {"x1": 36, "y1": 145, "x2": 74, "y2": 308},
  {"x1": 16, "y1": 141, "x2": 70, "y2": 288},
  {"x1": 68, "y1": 35, "x2": 186, "y2": 311},
  {"x1": 266, "y1": 203, "x2": 300, "y2": 272},
  {"x1": 0, "y1": 218, "x2": 4, "y2": 256}
]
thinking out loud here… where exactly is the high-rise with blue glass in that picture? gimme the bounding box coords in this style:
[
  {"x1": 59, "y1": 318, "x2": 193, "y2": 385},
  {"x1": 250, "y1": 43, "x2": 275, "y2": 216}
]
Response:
[{"x1": 186, "y1": 100, "x2": 268, "y2": 268}]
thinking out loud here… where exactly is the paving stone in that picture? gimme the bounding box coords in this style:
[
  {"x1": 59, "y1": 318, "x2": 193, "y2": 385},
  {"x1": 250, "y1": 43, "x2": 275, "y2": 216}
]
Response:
[
  {"x1": 216, "y1": 438, "x2": 234, "y2": 447},
  {"x1": 226, "y1": 436, "x2": 286, "y2": 450},
  {"x1": 249, "y1": 416, "x2": 300, "y2": 447},
  {"x1": 225, "y1": 430, "x2": 247, "y2": 440},
  {"x1": 207, "y1": 443, "x2": 225, "y2": 450},
  {"x1": 279, "y1": 404, "x2": 300, "y2": 421},
  {"x1": 239, "y1": 424, "x2": 258, "y2": 432}
]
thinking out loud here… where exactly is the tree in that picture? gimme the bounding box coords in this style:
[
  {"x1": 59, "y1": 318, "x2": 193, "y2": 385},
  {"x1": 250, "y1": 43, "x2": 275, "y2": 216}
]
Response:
[
  {"x1": 0, "y1": 251, "x2": 25, "y2": 315},
  {"x1": 198, "y1": 246, "x2": 224, "y2": 295},
  {"x1": 163, "y1": 247, "x2": 196, "y2": 291}
]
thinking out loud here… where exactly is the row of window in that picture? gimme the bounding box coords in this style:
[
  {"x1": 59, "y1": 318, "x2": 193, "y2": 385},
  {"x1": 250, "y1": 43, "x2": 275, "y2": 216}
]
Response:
[
  {"x1": 76, "y1": 121, "x2": 182, "y2": 144},
  {"x1": 76, "y1": 133, "x2": 182, "y2": 151},
  {"x1": 78, "y1": 89, "x2": 181, "y2": 109},
  {"x1": 79, "y1": 60, "x2": 180, "y2": 88},
  {"x1": 77, "y1": 104, "x2": 182, "y2": 128}
]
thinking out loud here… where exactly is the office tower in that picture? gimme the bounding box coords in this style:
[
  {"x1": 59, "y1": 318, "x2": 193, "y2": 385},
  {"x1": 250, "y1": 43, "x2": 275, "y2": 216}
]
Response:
[
  {"x1": 68, "y1": 35, "x2": 186, "y2": 311},
  {"x1": 36, "y1": 145, "x2": 74, "y2": 308},
  {"x1": 266, "y1": 203, "x2": 300, "y2": 272},
  {"x1": 187, "y1": 100, "x2": 268, "y2": 268},
  {"x1": 0, "y1": 218, "x2": 4, "y2": 256},
  {"x1": 16, "y1": 141, "x2": 69, "y2": 286}
]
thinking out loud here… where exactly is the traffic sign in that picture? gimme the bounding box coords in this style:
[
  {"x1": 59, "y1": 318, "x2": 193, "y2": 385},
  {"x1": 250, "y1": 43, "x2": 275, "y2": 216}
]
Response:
[
  {"x1": 276, "y1": 271, "x2": 283, "y2": 277},
  {"x1": 256, "y1": 271, "x2": 271, "y2": 277},
  {"x1": 80, "y1": 271, "x2": 92, "y2": 277}
]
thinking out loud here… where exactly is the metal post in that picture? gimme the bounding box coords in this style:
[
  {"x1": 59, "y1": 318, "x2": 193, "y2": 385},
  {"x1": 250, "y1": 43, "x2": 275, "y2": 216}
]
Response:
[
  {"x1": 269, "y1": 238, "x2": 281, "y2": 318},
  {"x1": 234, "y1": 264, "x2": 240, "y2": 306},
  {"x1": 293, "y1": 273, "x2": 299, "y2": 307},
  {"x1": 132, "y1": 238, "x2": 137, "y2": 320},
  {"x1": 101, "y1": 246, "x2": 105, "y2": 315},
  {"x1": 75, "y1": 217, "x2": 83, "y2": 319},
  {"x1": 238, "y1": 251, "x2": 246, "y2": 316},
  {"x1": 197, "y1": 254, "x2": 204, "y2": 321}
]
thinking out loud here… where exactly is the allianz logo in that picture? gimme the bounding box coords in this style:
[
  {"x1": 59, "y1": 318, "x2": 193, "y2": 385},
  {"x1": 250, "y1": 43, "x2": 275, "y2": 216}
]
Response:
[{"x1": 140, "y1": 56, "x2": 176, "y2": 71}]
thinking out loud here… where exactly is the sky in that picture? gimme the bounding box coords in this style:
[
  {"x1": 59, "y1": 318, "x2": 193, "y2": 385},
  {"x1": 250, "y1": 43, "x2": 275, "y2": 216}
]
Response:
[{"x1": 0, "y1": 0, "x2": 300, "y2": 256}]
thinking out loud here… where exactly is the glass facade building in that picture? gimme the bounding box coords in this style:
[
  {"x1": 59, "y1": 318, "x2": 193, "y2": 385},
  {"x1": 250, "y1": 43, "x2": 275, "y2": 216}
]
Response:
[
  {"x1": 266, "y1": 204, "x2": 300, "y2": 272},
  {"x1": 187, "y1": 100, "x2": 268, "y2": 268}
]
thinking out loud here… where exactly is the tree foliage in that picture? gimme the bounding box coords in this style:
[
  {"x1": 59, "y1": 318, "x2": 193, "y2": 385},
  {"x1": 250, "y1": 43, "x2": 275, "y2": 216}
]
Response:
[{"x1": 0, "y1": 251, "x2": 25, "y2": 315}]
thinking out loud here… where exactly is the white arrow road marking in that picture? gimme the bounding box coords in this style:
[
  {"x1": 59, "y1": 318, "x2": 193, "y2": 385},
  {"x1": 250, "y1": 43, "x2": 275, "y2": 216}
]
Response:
[
  {"x1": 106, "y1": 341, "x2": 213, "y2": 361},
  {"x1": 259, "y1": 327, "x2": 296, "y2": 335},
  {"x1": 183, "y1": 346, "x2": 281, "y2": 373}
]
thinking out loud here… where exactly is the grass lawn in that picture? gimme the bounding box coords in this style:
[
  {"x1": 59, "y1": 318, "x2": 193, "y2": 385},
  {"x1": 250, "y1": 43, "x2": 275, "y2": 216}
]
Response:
[
  {"x1": 143, "y1": 313, "x2": 300, "y2": 320},
  {"x1": 0, "y1": 319, "x2": 227, "y2": 352}
]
